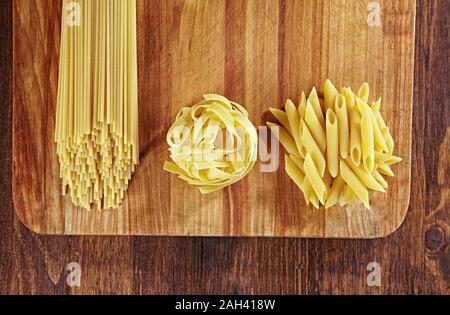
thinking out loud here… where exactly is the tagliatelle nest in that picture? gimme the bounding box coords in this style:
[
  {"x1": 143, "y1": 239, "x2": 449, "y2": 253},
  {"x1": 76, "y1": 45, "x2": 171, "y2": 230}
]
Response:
[{"x1": 164, "y1": 94, "x2": 258, "y2": 194}]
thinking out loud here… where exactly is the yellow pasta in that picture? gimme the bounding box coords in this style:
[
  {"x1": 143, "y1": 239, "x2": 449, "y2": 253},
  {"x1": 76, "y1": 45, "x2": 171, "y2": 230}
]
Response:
[
  {"x1": 374, "y1": 151, "x2": 403, "y2": 165},
  {"x1": 325, "y1": 174, "x2": 345, "y2": 209},
  {"x1": 308, "y1": 87, "x2": 326, "y2": 127},
  {"x1": 340, "y1": 159, "x2": 370, "y2": 209},
  {"x1": 324, "y1": 79, "x2": 338, "y2": 110},
  {"x1": 55, "y1": 0, "x2": 139, "y2": 210},
  {"x1": 377, "y1": 163, "x2": 395, "y2": 177},
  {"x1": 298, "y1": 91, "x2": 307, "y2": 119},
  {"x1": 372, "y1": 169, "x2": 388, "y2": 189},
  {"x1": 266, "y1": 80, "x2": 401, "y2": 209},
  {"x1": 325, "y1": 108, "x2": 339, "y2": 177},
  {"x1": 285, "y1": 99, "x2": 303, "y2": 154},
  {"x1": 269, "y1": 108, "x2": 293, "y2": 137},
  {"x1": 305, "y1": 99, "x2": 327, "y2": 153},
  {"x1": 339, "y1": 185, "x2": 356, "y2": 206},
  {"x1": 165, "y1": 95, "x2": 257, "y2": 194},
  {"x1": 345, "y1": 158, "x2": 386, "y2": 192},
  {"x1": 301, "y1": 121, "x2": 326, "y2": 177},
  {"x1": 361, "y1": 109, "x2": 375, "y2": 173},
  {"x1": 357, "y1": 82, "x2": 370, "y2": 103},
  {"x1": 357, "y1": 98, "x2": 388, "y2": 152},
  {"x1": 335, "y1": 94, "x2": 349, "y2": 159},
  {"x1": 267, "y1": 122, "x2": 300, "y2": 156},
  {"x1": 304, "y1": 153, "x2": 327, "y2": 205},
  {"x1": 349, "y1": 107, "x2": 362, "y2": 166},
  {"x1": 285, "y1": 155, "x2": 306, "y2": 192}
]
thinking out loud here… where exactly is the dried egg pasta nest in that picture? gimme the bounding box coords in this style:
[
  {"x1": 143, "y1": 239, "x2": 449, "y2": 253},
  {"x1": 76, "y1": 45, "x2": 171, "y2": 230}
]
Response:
[{"x1": 164, "y1": 94, "x2": 258, "y2": 194}]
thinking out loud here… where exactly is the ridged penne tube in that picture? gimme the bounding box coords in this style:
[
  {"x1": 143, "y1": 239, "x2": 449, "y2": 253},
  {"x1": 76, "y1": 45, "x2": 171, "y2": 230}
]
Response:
[
  {"x1": 350, "y1": 108, "x2": 362, "y2": 166},
  {"x1": 290, "y1": 154, "x2": 305, "y2": 174},
  {"x1": 374, "y1": 151, "x2": 403, "y2": 165},
  {"x1": 304, "y1": 153, "x2": 327, "y2": 205},
  {"x1": 298, "y1": 91, "x2": 307, "y2": 119},
  {"x1": 339, "y1": 185, "x2": 356, "y2": 206},
  {"x1": 361, "y1": 109, "x2": 375, "y2": 173},
  {"x1": 308, "y1": 87, "x2": 325, "y2": 127},
  {"x1": 377, "y1": 163, "x2": 395, "y2": 177},
  {"x1": 300, "y1": 121, "x2": 326, "y2": 177},
  {"x1": 372, "y1": 169, "x2": 388, "y2": 189},
  {"x1": 357, "y1": 82, "x2": 370, "y2": 103},
  {"x1": 342, "y1": 87, "x2": 356, "y2": 120},
  {"x1": 324, "y1": 79, "x2": 338, "y2": 110},
  {"x1": 305, "y1": 99, "x2": 327, "y2": 153},
  {"x1": 285, "y1": 99, "x2": 303, "y2": 154},
  {"x1": 326, "y1": 108, "x2": 339, "y2": 177},
  {"x1": 382, "y1": 128, "x2": 395, "y2": 154},
  {"x1": 285, "y1": 155, "x2": 305, "y2": 192},
  {"x1": 346, "y1": 158, "x2": 386, "y2": 192},
  {"x1": 340, "y1": 159, "x2": 370, "y2": 209},
  {"x1": 325, "y1": 174, "x2": 345, "y2": 209},
  {"x1": 334, "y1": 94, "x2": 349, "y2": 159},
  {"x1": 269, "y1": 108, "x2": 293, "y2": 137},
  {"x1": 267, "y1": 122, "x2": 300, "y2": 157}
]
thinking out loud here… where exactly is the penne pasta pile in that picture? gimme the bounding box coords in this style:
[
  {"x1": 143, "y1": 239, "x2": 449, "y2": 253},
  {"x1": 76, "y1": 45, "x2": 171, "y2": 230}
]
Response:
[
  {"x1": 164, "y1": 95, "x2": 258, "y2": 194},
  {"x1": 267, "y1": 80, "x2": 402, "y2": 209}
]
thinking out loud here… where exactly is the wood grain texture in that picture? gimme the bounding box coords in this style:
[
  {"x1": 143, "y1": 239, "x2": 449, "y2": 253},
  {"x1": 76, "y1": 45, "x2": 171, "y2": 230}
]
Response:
[
  {"x1": 1, "y1": 0, "x2": 448, "y2": 295},
  {"x1": 13, "y1": 0, "x2": 415, "y2": 238}
]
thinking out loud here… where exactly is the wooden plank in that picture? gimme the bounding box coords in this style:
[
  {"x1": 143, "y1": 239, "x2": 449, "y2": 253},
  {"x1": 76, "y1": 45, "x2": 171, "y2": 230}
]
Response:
[{"x1": 13, "y1": 0, "x2": 415, "y2": 237}]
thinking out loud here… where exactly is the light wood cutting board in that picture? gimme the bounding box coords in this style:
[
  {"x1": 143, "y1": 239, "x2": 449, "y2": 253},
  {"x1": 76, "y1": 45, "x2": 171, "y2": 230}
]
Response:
[{"x1": 13, "y1": 0, "x2": 415, "y2": 237}]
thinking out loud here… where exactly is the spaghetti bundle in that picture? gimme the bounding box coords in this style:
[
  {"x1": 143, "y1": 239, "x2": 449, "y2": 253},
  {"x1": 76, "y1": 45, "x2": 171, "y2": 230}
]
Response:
[
  {"x1": 164, "y1": 95, "x2": 258, "y2": 194},
  {"x1": 55, "y1": 0, "x2": 139, "y2": 210},
  {"x1": 268, "y1": 80, "x2": 402, "y2": 209}
]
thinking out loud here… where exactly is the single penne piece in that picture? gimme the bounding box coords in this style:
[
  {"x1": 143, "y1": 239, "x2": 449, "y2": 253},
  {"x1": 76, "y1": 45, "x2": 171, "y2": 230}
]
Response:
[
  {"x1": 290, "y1": 154, "x2": 305, "y2": 174},
  {"x1": 349, "y1": 107, "x2": 362, "y2": 166},
  {"x1": 361, "y1": 109, "x2": 375, "y2": 173},
  {"x1": 382, "y1": 128, "x2": 395, "y2": 154},
  {"x1": 304, "y1": 153, "x2": 327, "y2": 205},
  {"x1": 377, "y1": 163, "x2": 395, "y2": 177},
  {"x1": 298, "y1": 91, "x2": 307, "y2": 119},
  {"x1": 269, "y1": 107, "x2": 293, "y2": 136},
  {"x1": 372, "y1": 168, "x2": 388, "y2": 189},
  {"x1": 324, "y1": 174, "x2": 345, "y2": 209},
  {"x1": 300, "y1": 120, "x2": 326, "y2": 177},
  {"x1": 342, "y1": 87, "x2": 356, "y2": 121},
  {"x1": 267, "y1": 122, "x2": 300, "y2": 156},
  {"x1": 308, "y1": 87, "x2": 325, "y2": 128},
  {"x1": 297, "y1": 120, "x2": 308, "y2": 158},
  {"x1": 324, "y1": 79, "x2": 338, "y2": 110},
  {"x1": 285, "y1": 99, "x2": 303, "y2": 154},
  {"x1": 357, "y1": 82, "x2": 370, "y2": 103},
  {"x1": 323, "y1": 169, "x2": 332, "y2": 202},
  {"x1": 305, "y1": 99, "x2": 327, "y2": 153},
  {"x1": 371, "y1": 98, "x2": 389, "y2": 132},
  {"x1": 325, "y1": 108, "x2": 339, "y2": 177},
  {"x1": 346, "y1": 157, "x2": 386, "y2": 192},
  {"x1": 339, "y1": 159, "x2": 370, "y2": 209},
  {"x1": 309, "y1": 190, "x2": 320, "y2": 209},
  {"x1": 374, "y1": 151, "x2": 403, "y2": 165},
  {"x1": 334, "y1": 94, "x2": 349, "y2": 159},
  {"x1": 302, "y1": 177, "x2": 314, "y2": 206},
  {"x1": 339, "y1": 185, "x2": 356, "y2": 206},
  {"x1": 285, "y1": 155, "x2": 305, "y2": 191}
]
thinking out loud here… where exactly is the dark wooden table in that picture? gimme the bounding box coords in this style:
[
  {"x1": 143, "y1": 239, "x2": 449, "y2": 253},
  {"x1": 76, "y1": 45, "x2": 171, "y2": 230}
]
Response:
[{"x1": 1, "y1": 0, "x2": 448, "y2": 295}]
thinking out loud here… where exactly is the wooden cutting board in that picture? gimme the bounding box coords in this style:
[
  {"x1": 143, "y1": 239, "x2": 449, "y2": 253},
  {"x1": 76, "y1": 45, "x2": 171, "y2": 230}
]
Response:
[{"x1": 13, "y1": 0, "x2": 415, "y2": 237}]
